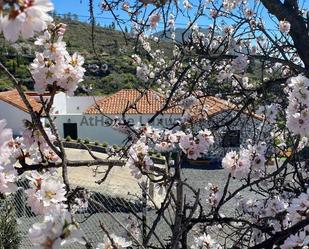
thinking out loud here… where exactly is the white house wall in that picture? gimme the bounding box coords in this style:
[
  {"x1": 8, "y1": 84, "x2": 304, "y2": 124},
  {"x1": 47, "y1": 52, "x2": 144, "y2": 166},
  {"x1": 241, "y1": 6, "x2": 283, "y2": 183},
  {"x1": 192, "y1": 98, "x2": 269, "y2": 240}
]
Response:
[
  {"x1": 0, "y1": 101, "x2": 30, "y2": 136},
  {"x1": 51, "y1": 94, "x2": 102, "y2": 115},
  {"x1": 65, "y1": 96, "x2": 101, "y2": 114},
  {"x1": 52, "y1": 92, "x2": 67, "y2": 114},
  {"x1": 51, "y1": 109, "x2": 270, "y2": 158},
  {"x1": 52, "y1": 113, "x2": 182, "y2": 145}
]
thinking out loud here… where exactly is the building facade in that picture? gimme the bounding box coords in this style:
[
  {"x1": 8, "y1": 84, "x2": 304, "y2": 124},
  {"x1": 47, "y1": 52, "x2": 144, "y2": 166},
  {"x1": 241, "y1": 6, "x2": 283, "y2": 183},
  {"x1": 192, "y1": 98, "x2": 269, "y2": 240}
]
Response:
[{"x1": 0, "y1": 89, "x2": 266, "y2": 158}]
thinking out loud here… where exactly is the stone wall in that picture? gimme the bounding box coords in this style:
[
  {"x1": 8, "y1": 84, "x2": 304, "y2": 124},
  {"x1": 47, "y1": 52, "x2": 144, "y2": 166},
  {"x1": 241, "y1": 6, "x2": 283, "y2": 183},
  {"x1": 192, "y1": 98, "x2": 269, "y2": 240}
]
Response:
[{"x1": 201, "y1": 110, "x2": 270, "y2": 158}]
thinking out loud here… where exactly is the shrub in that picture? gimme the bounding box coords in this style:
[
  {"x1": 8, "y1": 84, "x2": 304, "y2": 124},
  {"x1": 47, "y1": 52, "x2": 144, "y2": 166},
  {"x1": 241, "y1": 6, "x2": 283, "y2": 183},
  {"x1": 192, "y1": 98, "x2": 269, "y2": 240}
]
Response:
[
  {"x1": 0, "y1": 201, "x2": 21, "y2": 249},
  {"x1": 112, "y1": 144, "x2": 118, "y2": 149},
  {"x1": 77, "y1": 138, "x2": 81, "y2": 143},
  {"x1": 94, "y1": 140, "x2": 100, "y2": 146},
  {"x1": 84, "y1": 138, "x2": 90, "y2": 144},
  {"x1": 65, "y1": 136, "x2": 72, "y2": 142},
  {"x1": 102, "y1": 142, "x2": 108, "y2": 147}
]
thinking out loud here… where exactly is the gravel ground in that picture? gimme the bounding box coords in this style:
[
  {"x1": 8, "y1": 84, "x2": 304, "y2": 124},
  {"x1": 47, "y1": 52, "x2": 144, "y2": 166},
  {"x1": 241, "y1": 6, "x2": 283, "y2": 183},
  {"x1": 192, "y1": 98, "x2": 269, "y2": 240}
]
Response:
[{"x1": 16, "y1": 165, "x2": 251, "y2": 248}]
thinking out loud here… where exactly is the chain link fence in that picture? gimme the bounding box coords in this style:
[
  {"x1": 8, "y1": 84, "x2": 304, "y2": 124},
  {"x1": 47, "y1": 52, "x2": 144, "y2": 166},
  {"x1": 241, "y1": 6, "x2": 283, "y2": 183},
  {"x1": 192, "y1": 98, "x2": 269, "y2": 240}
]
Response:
[{"x1": 6, "y1": 176, "x2": 156, "y2": 249}]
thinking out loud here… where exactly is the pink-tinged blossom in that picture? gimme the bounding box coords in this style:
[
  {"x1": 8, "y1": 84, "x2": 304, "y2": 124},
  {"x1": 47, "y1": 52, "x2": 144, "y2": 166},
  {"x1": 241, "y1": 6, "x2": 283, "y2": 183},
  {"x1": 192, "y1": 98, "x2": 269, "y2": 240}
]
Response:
[
  {"x1": 232, "y1": 54, "x2": 248, "y2": 73},
  {"x1": 279, "y1": 20, "x2": 291, "y2": 33},
  {"x1": 222, "y1": 0, "x2": 241, "y2": 12},
  {"x1": 155, "y1": 141, "x2": 174, "y2": 152},
  {"x1": 23, "y1": 126, "x2": 56, "y2": 147},
  {"x1": 122, "y1": 2, "x2": 130, "y2": 11},
  {"x1": 0, "y1": 164, "x2": 18, "y2": 194},
  {"x1": 256, "y1": 104, "x2": 281, "y2": 123},
  {"x1": 247, "y1": 141, "x2": 267, "y2": 173},
  {"x1": 222, "y1": 150, "x2": 251, "y2": 179},
  {"x1": 136, "y1": 64, "x2": 152, "y2": 82},
  {"x1": 132, "y1": 54, "x2": 142, "y2": 65},
  {"x1": 126, "y1": 139, "x2": 154, "y2": 179},
  {"x1": 209, "y1": 9, "x2": 218, "y2": 18},
  {"x1": 222, "y1": 142, "x2": 267, "y2": 179},
  {"x1": 245, "y1": 8, "x2": 254, "y2": 19},
  {"x1": 287, "y1": 188, "x2": 309, "y2": 226},
  {"x1": 7, "y1": 137, "x2": 26, "y2": 162},
  {"x1": 205, "y1": 183, "x2": 222, "y2": 207},
  {"x1": 179, "y1": 134, "x2": 201, "y2": 160},
  {"x1": 223, "y1": 25, "x2": 234, "y2": 35},
  {"x1": 21, "y1": 127, "x2": 59, "y2": 163},
  {"x1": 25, "y1": 171, "x2": 67, "y2": 215},
  {"x1": 286, "y1": 75, "x2": 309, "y2": 137},
  {"x1": 29, "y1": 209, "x2": 85, "y2": 249},
  {"x1": 1, "y1": 0, "x2": 54, "y2": 42},
  {"x1": 149, "y1": 13, "x2": 160, "y2": 29},
  {"x1": 264, "y1": 196, "x2": 288, "y2": 217},
  {"x1": 281, "y1": 231, "x2": 309, "y2": 249},
  {"x1": 179, "y1": 129, "x2": 214, "y2": 160}
]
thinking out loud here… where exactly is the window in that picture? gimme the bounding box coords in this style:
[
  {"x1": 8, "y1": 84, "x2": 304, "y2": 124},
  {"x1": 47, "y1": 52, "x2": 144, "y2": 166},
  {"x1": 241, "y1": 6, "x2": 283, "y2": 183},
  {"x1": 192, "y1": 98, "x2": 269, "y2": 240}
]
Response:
[{"x1": 222, "y1": 130, "x2": 240, "y2": 147}]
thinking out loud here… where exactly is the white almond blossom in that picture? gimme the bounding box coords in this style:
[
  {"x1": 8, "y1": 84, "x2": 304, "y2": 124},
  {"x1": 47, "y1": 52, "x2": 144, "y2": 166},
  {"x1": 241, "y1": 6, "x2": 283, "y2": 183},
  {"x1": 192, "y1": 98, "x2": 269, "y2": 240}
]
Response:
[
  {"x1": 30, "y1": 24, "x2": 85, "y2": 95},
  {"x1": 1, "y1": 0, "x2": 54, "y2": 42},
  {"x1": 96, "y1": 234, "x2": 132, "y2": 249},
  {"x1": 287, "y1": 188, "x2": 309, "y2": 226},
  {"x1": 281, "y1": 231, "x2": 309, "y2": 249},
  {"x1": 29, "y1": 209, "x2": 85, "y2": 249},
  {"x1": 191, "y1": 233, "x2": 222, "y2": 249},
  {"x1": 180, "y1": 96, "x2": 198, "y2": 109},
  {"x1": 183, "y1": 0, "x2": 193, "y2": 9}
]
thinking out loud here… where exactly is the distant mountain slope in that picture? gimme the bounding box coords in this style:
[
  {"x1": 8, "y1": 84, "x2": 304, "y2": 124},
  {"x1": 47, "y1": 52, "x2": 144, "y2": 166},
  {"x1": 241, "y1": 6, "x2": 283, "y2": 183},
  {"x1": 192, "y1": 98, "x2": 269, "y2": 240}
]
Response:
[
  {"x1": 0, "y1": 17, "x2": 157, "y2": 95},
  {"x1": 154, "y1": 27, "x2": 210, "y2": 42}
]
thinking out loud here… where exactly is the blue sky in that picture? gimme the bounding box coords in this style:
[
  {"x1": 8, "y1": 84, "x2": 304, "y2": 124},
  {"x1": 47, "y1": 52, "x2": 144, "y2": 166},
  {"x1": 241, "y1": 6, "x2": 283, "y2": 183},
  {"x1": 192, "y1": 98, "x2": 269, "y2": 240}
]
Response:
[
  {"x1": 51, "y1": 0, "x2": 293, "y2": 32},
  {"x1": 52, "y1": 0, "x2": 104, "y2": 22},
  {"x1": 52, "y1": 0, "x2": 213, "y2": 29}
]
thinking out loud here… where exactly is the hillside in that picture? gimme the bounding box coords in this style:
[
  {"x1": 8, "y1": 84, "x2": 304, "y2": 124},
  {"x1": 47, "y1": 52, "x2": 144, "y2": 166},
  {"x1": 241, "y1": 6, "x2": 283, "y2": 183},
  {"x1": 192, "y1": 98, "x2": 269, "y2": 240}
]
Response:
[
  {"x1": 0, "y1": 17, "x2": 272, "y2": 99},
  {"x1": 0, "y1": 17, "x2": 166, "y2": 95}
]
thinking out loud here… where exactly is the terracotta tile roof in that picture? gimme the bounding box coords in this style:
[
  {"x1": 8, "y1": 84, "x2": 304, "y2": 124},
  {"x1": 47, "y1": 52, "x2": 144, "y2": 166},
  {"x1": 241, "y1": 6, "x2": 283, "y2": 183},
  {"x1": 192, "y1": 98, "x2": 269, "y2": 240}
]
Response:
[
  {"x1": 84, "y1": 89, "x2": 263, "y2": 121},
  {"x1": 194, "y1": 96, "x2": 234, "y2": 116},
  {"x1": 85, "y1": 89, "x2": 183, "y2": 114},
  {"x1": 0, "y1": 89, "x2": 42, "y2": 113},
  {"x1": 190, "y1": 95, "x2": 263, "y2": 121}
]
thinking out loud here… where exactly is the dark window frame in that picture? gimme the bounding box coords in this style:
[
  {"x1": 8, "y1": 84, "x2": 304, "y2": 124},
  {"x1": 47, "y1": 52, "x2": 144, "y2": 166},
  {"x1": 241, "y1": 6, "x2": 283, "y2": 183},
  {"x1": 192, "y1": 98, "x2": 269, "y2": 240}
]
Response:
[{"x1": 222, "y1": 130, "x2": 241, "y2": 147}]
